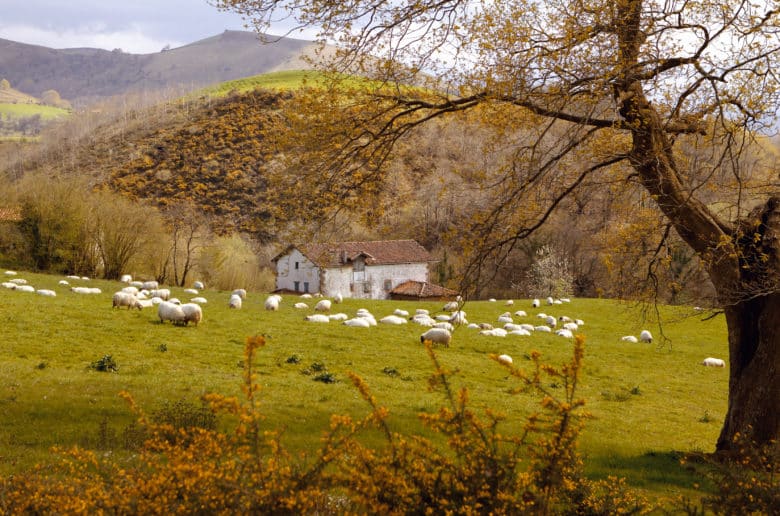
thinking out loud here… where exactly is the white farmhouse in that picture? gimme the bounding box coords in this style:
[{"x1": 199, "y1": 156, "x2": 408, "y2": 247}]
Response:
[{"x1": 272, "y1": 240, "x2": 437, "y2": 299}]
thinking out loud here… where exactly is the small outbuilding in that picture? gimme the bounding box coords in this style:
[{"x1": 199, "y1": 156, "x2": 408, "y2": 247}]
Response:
[
  {"x1": 389, "y1": 280, "x2": 459, "y2": 301},
  {"x1": 272, "y1": 240, "x2": 451, "y2": 300}
]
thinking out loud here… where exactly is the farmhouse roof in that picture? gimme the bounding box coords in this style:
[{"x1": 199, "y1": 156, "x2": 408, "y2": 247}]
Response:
[
  {"x1": 273, "y1": 240, "x2": 434, "y2": 267},
  {"x1": 389, "y1": 280, "x2": 459, "y2": 299}
]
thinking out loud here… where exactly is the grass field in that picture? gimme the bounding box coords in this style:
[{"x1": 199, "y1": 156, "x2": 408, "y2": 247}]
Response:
[
  {"x1": 199, "y1": 70, "x2": 324, "y2": 97},
  {"x1": 0, "y1": 103, "x2": 70, "y2": 121},
  {"x1": 0, "y1": 270, "x2": 729, "y2": 504}
]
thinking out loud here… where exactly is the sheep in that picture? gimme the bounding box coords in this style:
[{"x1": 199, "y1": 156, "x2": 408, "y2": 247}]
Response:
[
  {"x1": 168, "y1": 297, "x2": 181, "y2": 305},
  {"x1": 58, "y1": 280, "x2": 69, "y2": 286},
  {"x1": 503, "y1": 323, "x2": 523, "y2": 331},
  {"x1": 122, "y1": 286, "x2": 139, "y2": 295},
  {"x1": 514, "y1": 310, "x2": 527, "y2": 317},
  {"x1": 558, "y1": 315, "x2": 572, "y2": 323},
  {"x1": 544, "y1": 315, "x2": 557, "y2": 328},
  {"x1": 553, "y1": 299, "x2": 563, "y2": 305},
  {"x1": 36, "y1": 289, "x2": 56, "y2": 297},
  {"x1": 701, "y1": 357, "x2": 726, "y2": 367},
  {"x1": 181, "y1": 303, "x2": 203, "y2": 326},
  {"x1": 563, "y1": 322, "x2": 579, "y2": 331},
  {"x1": 356, "y1": 313, "x2": 377, "y2": 326},
  {"x1": 183, "y1": 288, "x2": 199, "y2": 295},
  {"x1": 443, "y1": 300, "x2": 459, "y2": 311},
  {"x1": 532, "y1": 298, "x2": 540, "y2": 308},
  {"x1": 546, "y1": 296, "x2": 555, "y2": 305},
  {"x1": 142, "y1": 280, "x2": 159, "y2": 290},
  {"x1": 149, "y1": 288, "x2": 171, "y2": 301},
  {"x1": 488, "y1": 298, "x2": 497, "y2": 302},
  {"x1": 556, "y1": 329, "x2": 574, "y2": 339},
  {"x1": 434, "y1": 321, "x2": 455, "y2": 332},
  {"x1": 67, "y1": 275, "x2": 80, "y2": 280},
  {"x1": 4, "y1": 270, "x2": 17, "y2": 275},
  {"x1": 300, "y1": 293, "x2": 313, "y2": 299},
  {"x1": 415, "y1": 308, "x2": 430, "y2": 315},
  {"x1": 294, "y1": 302, "x2": 309, "y2": 309},
  {"x1": 232, "y1": 288, "x2": 247, "y2": 299},
  {"x1": 575, "y1": 319, "x2": 585, "y2": 326},
  {"x1": 480, "y1": 328, "x2": 507, "y2": 337},
  {"x1": 113, "y1": 291, "x2": 142, "y2": 310},
  {"x1": 536, "y1": 313, "x2": 548, "y2": 319},
  {"x1": 9, "y1": 278, "x2": 27, "y2": 285},
  {"x1": 393, "y1": 308, "x2": 409, "y2": 317},
  {"x1": 333, "y1": 292, "x2": 343, "y2": 303},
  {"x1": 130, "y1": 281, "x2": 144, "y2": 288},
  {"x1": 534, "y1": 325, "x2": 552, "y2": 333},
  {"x1": 520, "y1": 323, "x2": 536, "y2": 332},
  {"x1": 508, "y1": 329, "x2": 532, "y2": 336},
  {"x1": 2, "y1": 282, "x2": 17, "y2": 289},
  {"x1": 411, "y1": 314, "x2": 436, "y2": 326},
  {"x1": 265, "y1": 296, "x2": 280, "y2": 311},
  {"x1": 639, "y1": 330, "x2": 653, "y2": 343},
  {"x1": 138, "y1": 298, "x2": 154, "y2": 308},
  {"x1": 193, "y1": 281, "x2": 205, "y2": 290},
  {"x1": 467, "y1": 323, "x2": 480, "y2": 329},
  {"x1": 450, "y1": 311, "x2": 468, "y2": 325},
  {"x1": 621, "y1": 335, "x2": 638, "y2": 343},
  {"x1": 497, "y1": 354, "x2": 513, "y2": 365},
  {"x1": 380, "y1": 315, "x2": 408, "y2": 325},
  {"x1": 229, "y1": 294, "x2": 243, "y2": 309},
  {"x1": 71, "y1": 286, "x2": 101, "y2": 294},
  {"x1": 16, "y1": 285, "x2": 35, "y2": 293},
  {"x1": 505, "y1": 299, "x2": 514, "y2": 306},
  {"x1": 420, "y1": 328, "x2": 452, "y2": 347},
  {"x1": 497, "y1": 313, "x2": 513, "y2": 324},
  {"x1": 190, "y1": 297, "x2": 208, "y2": 304},
  {"x1": 344, "y1": 317, "x2": 371, "y2": 328},
  {"x1": 560, "y1": 298, "x2": 571, "y2": 303},
  {"x1": 314, "y1": 299, "x2": 332, "y2": 312},
  {"x1": 478, "y1": 322, "x2": 494, "y2": 330},
  {"x1": 305, "y1": 314, "x2": 330, "y2": 323},
  {"x1": 435, "y1": 314, "x2": 453, "y2": 322},
  {"x1": 120, "y1": 274, "x2": 132, "y2": 283},
  {"x1": 158, "y1": 301, "x2": 186, "y2": 324},
  {"x1": 328, "y1": 313, "x2": 348, "y2": 321}
]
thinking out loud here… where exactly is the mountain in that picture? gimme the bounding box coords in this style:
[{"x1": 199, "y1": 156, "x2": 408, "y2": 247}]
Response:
[{"x1": 0, "y1": 30, "x2": 324, "y2": 106}]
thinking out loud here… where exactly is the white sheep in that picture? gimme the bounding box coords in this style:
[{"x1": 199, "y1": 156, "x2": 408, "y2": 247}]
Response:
[
  {"x1": 294, "y1": 302, "x2": 309, "y2": 309},
  {"x1": 701, "y1": 357, "x2": 726, "y2": 367},
  {"x1": 229, "y1": 294, "x2": 243, "y2": 309},
  {"x1": 532, "y1": 298, "x2": 540, "y2": 308},
  {"x1": 149, "y1": 288, "x2": 171, "y2": 301},
  {"x1": 514, "y1": 310, "x2": 527, "y2": 317},
  {"x1": 315, "y1": 299, "x2": 332, "y2": 312},
  {"x1": 497, "y1": 354, "x2": 513, "y2": 365},
  {"x1": 545, "y1": 315, "x2": 557, "y2": 327},
  {"x1": 563, "y1": 322, "x2": 579, "y2": 331},
  {"x1": 138, "y1": 298, "x2": 154, "y2": 308},
  {"x1": 497, "y1": 313, "x2": 513, "y2": 324},
  {"x1": 2, "y1": 282, "x2": 17, "y2": 289},
  {"x1": 505, "y1": 299, "x2": 514, "y2": 306},
  {"x1": 36, "y1": 289, "x2": 56, "y2": 297},
  {"x1": 508, "y1": 329, "x2": 532, "y2": 336},
  {"x1": 328, "y1": 313, "x2": 348, "y2": 321},
  {"x1": 232, "y1": 288, "x2": 247, "y2": 300},
  {"x1": 478, "y1": 322, "x2": 494, "y2": 330},
  {"x1": 558, "y1": 315, "x2": 572, "y2": 323},
  {"x1": 113, "y1": 291, "x2": 142, "y2": 310},
  {"x1": 639, "y1": 330, "x2": 653, "y2": 343},
  {"x1": 300, "y1": 293, "x2": 313, "y2": 299},
  {"x1": 183, "y1": 288, "x2": 199, "y2": 295},
  {"x1": 120, "y1": 274, "x2": 132, "y2": 283},
  {"x1": 158, "y1": 301, "x2": 186, "y2": 324},
  {"x1": 193, "y1": 281, "x2": 205, "y2": 290},
  {"x1": 121, "y1": 286, "x2": 139, "y2": 295},
  {"x1": 467, "y1": 323, "x2": 480, "y2": 329},
  {"x1": 435, "y1": 314, "x2": 453, "y2": 322},
  {"x1": 71, "y1": 286, "x2": 101, "y2": 294},
  {"x1": 344, "y1": 317, "x2": 371, "y2": 327},
  {"x1": 393, "y1": 308, "x2": 410, "y2": 317},
  {"x1": 415, "y1": 308, "x2": 430, "y2": 315},
  {"x1": 434, "y1": 321, "x2": 455, "y2": 332},
  {"x1": 380, "y1": 315, "x2": 408, "y2": 325},
  {"x1": 142, "y1": 280, "x2": 159, "y2": 290},
  {"x1": 265, "y1": 295, "x2": 280, "y2": 311},
  {"x1": 503, "y1": 323, "x2": 523, "y2": 331},
  {"x1": 58, "y1": 280, "x2": 69, "y2": 286},
  {"x1": 450, "y1": 310, "x2": 468, "y2": 325},
  {"x1": 305, "y1": 314, "x2": 330, "y2": 323},
  {"x1": 4, "y1": 270, "x2": 17, "y2": 275},
  {"x1": 546, "y1": 296, "x2": 554, "y2": 305},
  {"x1": 488, "y1": 298, "x2": 497, "y2": 302},
  {"x1": 560, "y1": 298, "x2": 571, "y2": 303},
  {"x1": 480, "y1": 328, "x2": 507, "y2": 337},
  {"x1": 168, "y1": 297, "x2": 181, "y2": 305},
  {"x1": 621, "y1": 335, "x2": 638, "y2": 343},
  {"x1": 556, "y1": 329, "x2": 574, "y2": 338},
  {"x1": 443, "y1": 300, "x2": 459, "y2": 311},
  {"x1": 520, "y1": 323, "x2": 535, "y2": 332},
  {"x1": 190, "y1": 297, "x2": 208, "y2": 304},
  {"x1": 9, "y1": 278, "x2": 27, "y2": 285},
  {"x1": 130, "y1": 281, "x2": 144, "y2": 288},
  {"x1": 411, "y1": 314, "x2": 436, "y2": 326},
  {"x1": 16, "y1": 285, "x2": 35, "y2": 293},
  {"x1": 534, "y1": 325, "x2": 552, "y2": 333},
  {"x1": 333, "y1": 292, "x2": 343, "y2": 303},
  {"x1": 181, "y1": 303, "x2": 203, "y2": 326},
  {"x1": 420, "y1": 328, "x2": 452, "y2": 347}
]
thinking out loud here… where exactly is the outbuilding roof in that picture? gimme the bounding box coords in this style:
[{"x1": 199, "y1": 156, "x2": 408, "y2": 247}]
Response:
[
  {"x1": 273, "y1": 240, "x2": 434, "y2": 268},
  {"x1": 389, "y1": 280, "x2": 459, "y2": 299}
]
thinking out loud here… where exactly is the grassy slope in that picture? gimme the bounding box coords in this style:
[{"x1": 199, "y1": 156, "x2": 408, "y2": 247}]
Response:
[
  {"x1": 0, "y1": 103, "x2": 69, "y2": 121},
  {"x1": 198, "y1": 70, "x2": 321, "y2": 97},
  {"x1": 0, "y1": 270, "x2": 728, "y2": 504}
]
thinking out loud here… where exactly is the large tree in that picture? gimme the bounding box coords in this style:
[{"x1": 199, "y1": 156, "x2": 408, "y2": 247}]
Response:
[{"x1": 214, "y1": 0, "x2": 780, "y2": 450}]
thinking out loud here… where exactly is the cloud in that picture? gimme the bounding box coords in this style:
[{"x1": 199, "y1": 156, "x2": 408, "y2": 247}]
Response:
[{"x1": 0, "y1": 23, "x2": 183, "y2": 54}]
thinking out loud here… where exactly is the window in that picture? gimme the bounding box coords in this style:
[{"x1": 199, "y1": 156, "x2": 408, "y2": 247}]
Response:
[
  {"x1": 353, "y1": 259, "x2": 365, "y2": 272},
  {"x1": 294, "y1": 281, "x2": 300, "y2": 292},
  {"x1": 295, "y1": 261, "x2": 299, "y2": 270},
  {"x1": 383, "y1": 279, "x2": 392, "y2": 291},
  {"x1": 303, "y1": 282, "x2": 309, "y2": 293},
  {"x1": 363, "y1": 282, "x2": 371, "y2": 293}
]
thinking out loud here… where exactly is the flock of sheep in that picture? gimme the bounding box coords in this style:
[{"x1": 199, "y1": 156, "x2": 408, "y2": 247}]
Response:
[{"x1": 1, "y1": 269, "x2": 726, "y2": 368}]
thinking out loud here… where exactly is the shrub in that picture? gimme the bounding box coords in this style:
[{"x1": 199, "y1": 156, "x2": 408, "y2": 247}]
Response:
[{"x1": 88, "y1": 354, "x2": 118, "y2": 373}]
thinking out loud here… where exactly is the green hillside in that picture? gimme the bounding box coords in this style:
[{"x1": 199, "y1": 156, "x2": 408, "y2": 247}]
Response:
[
  {"x1": 0, "y1": 103, "x2": 70, "y2": 121},
  {"x1": 0, "y1": 269, "x2": 729, "y2": 507}
]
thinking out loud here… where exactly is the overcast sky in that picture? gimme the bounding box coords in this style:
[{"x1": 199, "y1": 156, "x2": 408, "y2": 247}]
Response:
[{"x1": 0, "y1": 1, "x2": 299, "y2": 54}]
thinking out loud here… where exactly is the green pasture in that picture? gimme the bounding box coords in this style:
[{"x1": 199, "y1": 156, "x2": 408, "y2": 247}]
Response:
[
  {"x1": 200, "y1": 70, "x2": 324, "y2": 97},
  {"x1": 0, "y1": 103, "x2": 70, "y2": 121},
  {"x1": 0, "y1": 270, "x2": 729, "y2": 503}
]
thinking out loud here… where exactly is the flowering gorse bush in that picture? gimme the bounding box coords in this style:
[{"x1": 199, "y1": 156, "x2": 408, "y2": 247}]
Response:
[{"x1": 0, "y1": 334, "x2": 650, "y2": 514}]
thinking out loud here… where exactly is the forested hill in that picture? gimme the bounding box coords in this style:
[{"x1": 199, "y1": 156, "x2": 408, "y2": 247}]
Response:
[{"x1": 0, "y1": 31, "x2": 323, "y2": 106}]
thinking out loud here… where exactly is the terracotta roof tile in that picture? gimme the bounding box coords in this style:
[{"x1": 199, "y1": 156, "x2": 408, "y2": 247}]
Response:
[
  {"x1": 390, "y1": 280, "x2": 459, "y2": 298},
  {"x1": 296, "y1": 240, "x2": 434, "y2": 267}
]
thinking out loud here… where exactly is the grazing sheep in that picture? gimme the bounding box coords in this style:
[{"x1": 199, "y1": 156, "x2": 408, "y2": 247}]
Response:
[
  {"x1": 232, "y1": 289, "x2": 247, "y2": 299},
  {"x1": 168, "y1": 298, "x2": 181, "y2": 305},
  {"x1": 181, "y1": 303, "x2": 203, "y2": 326},
  {"x1": 305, "y1": 314, "x2": 330, "y2": 323},
  {"x1": 639, "y1": 330, "x2": 653, "y2": 343},
  {"x1": 300, "y1": 293, "x2": 313, "y2": 299},
  {"x1": 575, "y1": 319, "x2": 585, "y2": 326},
  {"x1": 120, "y1": 274, "x2": 133, "y2": 283},
  {"x1": 467, "y1": 323, "x2": 480, "y2": 329},
  {"x1": 558, "y1": 315, "x2": 572, "y2": 323},
  {"x1": 314, "y1": 299, "x2": 332, "y2": 312},
  {"x1": 58, "y1": 280, "x2": 69, "y2": 286},
  {"x1": 393, "y1": 308, "x2": 410, "y2": 317},
  {"x1": 344, "y1": 317, "x2": 371, "y2": 327},
  {"x1": 701, "y1": 357, "x2": 726, "y2": 367},
  {"x1": 434, "y1": 321, "x2": 455, "y2": 332},
  {"x1": 563, "y1": 322, "x2": 579, "y2": 331},
  {"x1": 411, "y1": 314, "x2": 436, "y2": 326},
  {"x1": 488, "y1": 298, "x2": 497, "y2": 302},
  {"x1": 435, "y1": 314, "x2": 453, "y2": 322},
  {"x1": 380, "y1": 315, "x2": 408, "y2": 325},
  {"x1": 514, "y1": 310, "x2": 527, "y2": 317},
  {"x1": 478, "y1": 322, "x2": 494, "y2": 330},
  {"x1": 71, "y1": 286, "x2": 102, "y2": 294},
  {"x1": 553, "y1": 299, "x2": 563, "y2": 305},
  {"x1": 497, "y1": 313, "x2": 513, "y2": 324},
  {"x1": 142, "y1": 280, "x2": 159, "y2": 290},
  {"x1": 265, "y1": 296, "x2": 280, "y2": 311},
  {"x1": 508, "y1": 329, "x2": 532, "y2": 336},
  {"x1": 479, "y1": 328, "x2": 508, "y2": 337},
  {"x1": 520, "y1": 323, "x2": 535, "y2": 332},
  {"x1": 621, "y1": 335, "x2": 638, "y2": 343},
  {"x1": 536, "y1": 313, "x2": 548, "y2": 319},
  {"x1": 158, "y1": 301, "x2": 186, "y2": 324},
  {"x1": 503, "y1": 323, "x2": 523, "y2": 331},
  {"x1": 16, "y1": 285, "x2": 35, "y2": 293},
  {"x1": 2, "y1": 282, "x2": 17, "y2": 289},
  {"x1": 505, "y1": 299, "x2": 514, "y2": 306},
  {"x1": 421, "y1": 328, "x2": 452, "y2": 347},
  {"x1": 9, "y1": 278, "x2": 27, "y2": 285},
  {"x1": 193, "y1": 281, "x2": 205, "y2": 290},
  {"x1": 328, "y1": 313, "x2": 349, "y2": 321},
  {"x1": 130, "y1": 281, "x2": 144, "y2": 288},
  {"x1": 534, "y1": 325, "x2": 552, "y2": 333},
  {"x1": 190, "y1": 297, "x2": 208, "y2": 304},
  {"x1": 333, "y1": 292, "x2": 343, "y2": 303},
  {"x1": 560, "y1": 298, "x2": 571, "y2": 303},
  {"x1": 229, "y1": 294, "x2": 243, "y2": 309},
  {"x1": 294, "y1": 302, "x2": 309, "y2": 309},
  {"x1": 450, "y1": 311, "x2": 468, "y2": 325},
  {"x1": 415, "y1": 308, "x2": 430, "y2": 315},
  {"x1": 546, "y1": 297, "x2": 554, "y2": 305},
  {"x1": 443, "y1": 300, "x2": 459, "y2": 311},
  {"x1": 497, "y1": 354, "x2": 513, "y2": 365},
  {"x1": 113, "y1": 291, "x2": 142, "y2": 310},
  {"x1": 545, "y1": 315, "x2": 557, "y2": 327},
  {"x1": 183, "y1": 288, "x2": 199, "y2": 295},
  {"x1": 138, "y1": 299, "x2": 154, "y2": 308},
  {"x1": 149, "y1": 288, "x2": 171, "y2": 301},
  {"x1": 532, "y1": 298, "x2": 540, "y2": 308},
  {"x1": 4, "y1": 270, "x2": 17, "y2": 275},
  {"x1": 121, "y1": 286, "x2": 139, "y2": 295},
  {"x1": 556, "y1": 329, "x2": 574, "y2": 338},
  {"x1": 36, "y1": 289, "x2": 56, "y2": 297}
]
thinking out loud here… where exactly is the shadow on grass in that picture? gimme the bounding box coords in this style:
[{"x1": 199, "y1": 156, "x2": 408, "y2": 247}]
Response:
[{"x1": 585, "y1": 450, "x2": 712, "y2": 494}]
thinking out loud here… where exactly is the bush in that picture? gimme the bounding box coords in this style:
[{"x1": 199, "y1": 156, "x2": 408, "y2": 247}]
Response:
[{"x1": 88, "y1": 355, "x2": 118, "y2": 373}]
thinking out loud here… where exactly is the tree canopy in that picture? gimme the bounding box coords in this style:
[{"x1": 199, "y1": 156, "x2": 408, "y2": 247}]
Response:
[{"x1": 213, "y1": 0, "x2": 780, "y2": 450}]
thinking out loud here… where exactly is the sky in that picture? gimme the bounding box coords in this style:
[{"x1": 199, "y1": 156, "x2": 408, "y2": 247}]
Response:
[{"x1": 0, "y1": 1, "x2": 302, "y2": 54}]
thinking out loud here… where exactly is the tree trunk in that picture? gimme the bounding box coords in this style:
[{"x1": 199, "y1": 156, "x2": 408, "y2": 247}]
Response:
[{"x1": 718, "y1": 297, "x2": 780, "y2": 450}]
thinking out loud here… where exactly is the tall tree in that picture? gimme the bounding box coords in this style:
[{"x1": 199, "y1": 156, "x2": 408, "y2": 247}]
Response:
[{"x1": 214, "y1": 0, "x2": 780, "y2": 450}]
